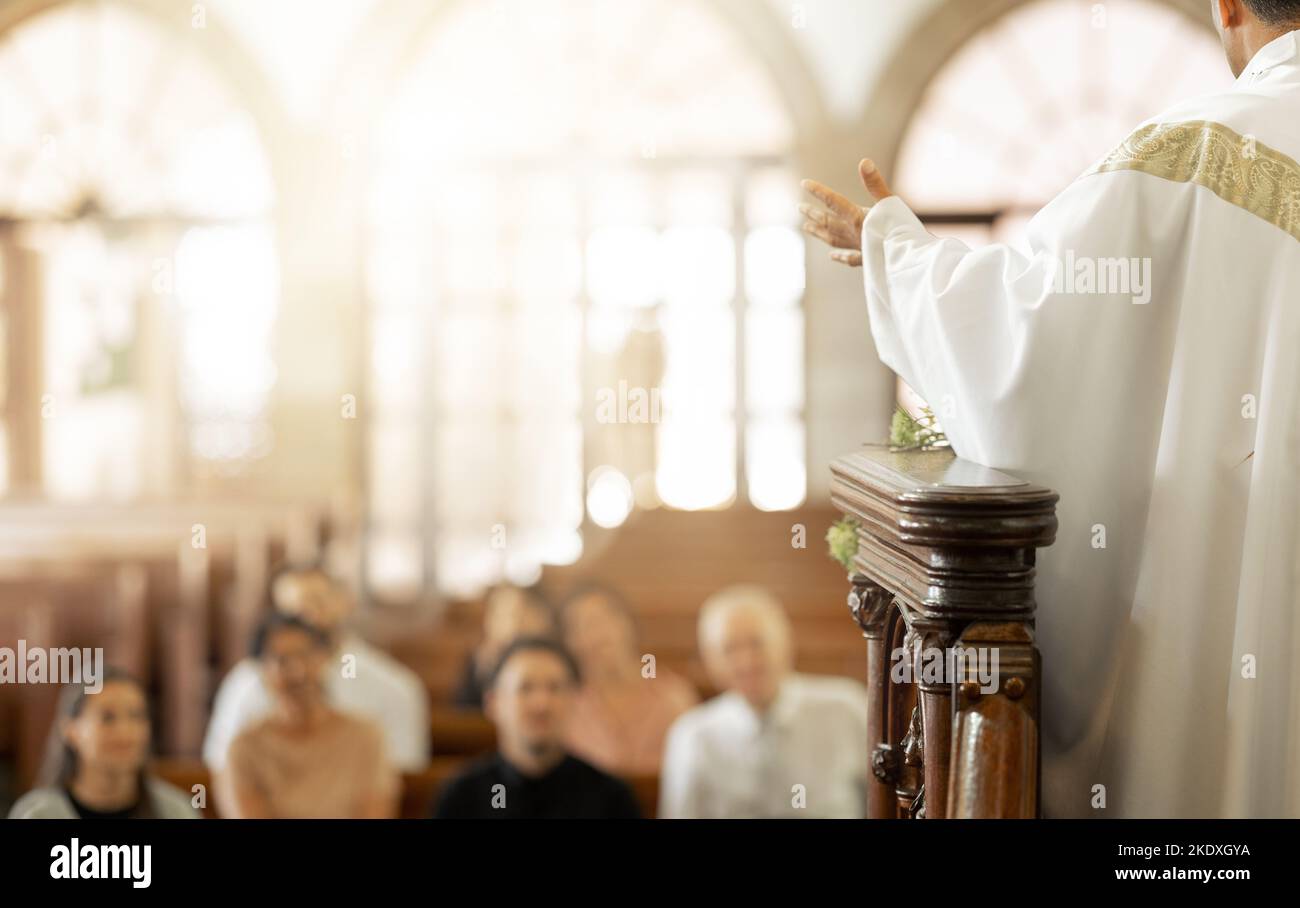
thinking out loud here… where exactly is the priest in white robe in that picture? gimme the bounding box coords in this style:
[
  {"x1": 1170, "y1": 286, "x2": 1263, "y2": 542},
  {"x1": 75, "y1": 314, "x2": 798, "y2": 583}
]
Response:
[{"x1": 801, "y1": 0, "x2": 1300, "y2": 818}]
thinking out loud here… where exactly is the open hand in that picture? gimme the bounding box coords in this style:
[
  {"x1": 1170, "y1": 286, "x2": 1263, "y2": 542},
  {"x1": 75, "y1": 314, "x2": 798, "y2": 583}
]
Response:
[{"x1": 799, "y1": 159, "x2": 895, "y2": 268}]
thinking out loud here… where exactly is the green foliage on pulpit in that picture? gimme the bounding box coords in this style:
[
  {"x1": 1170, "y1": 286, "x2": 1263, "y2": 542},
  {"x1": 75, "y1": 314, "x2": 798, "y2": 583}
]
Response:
[{"x1": 825, "y1": 517, "x2": 860, "y2": 573}]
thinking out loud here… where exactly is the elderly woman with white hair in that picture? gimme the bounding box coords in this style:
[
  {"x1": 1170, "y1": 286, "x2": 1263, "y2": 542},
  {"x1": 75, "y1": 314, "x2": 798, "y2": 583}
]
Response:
[{"x1": 658, "y1": 584, "x2": 869, "y2": 819}]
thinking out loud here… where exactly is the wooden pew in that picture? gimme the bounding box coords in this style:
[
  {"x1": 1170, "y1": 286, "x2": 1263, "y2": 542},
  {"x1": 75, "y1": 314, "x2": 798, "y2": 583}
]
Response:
[
  {"x1": 0, "y1": 499, "x2": 328, "y2": 768},
  {"x1": 429, "y1": 708, "x2": 497, "y2": 756},
  {"x1": 0, "y1": 566, "x2": 148, "y2": 789}
]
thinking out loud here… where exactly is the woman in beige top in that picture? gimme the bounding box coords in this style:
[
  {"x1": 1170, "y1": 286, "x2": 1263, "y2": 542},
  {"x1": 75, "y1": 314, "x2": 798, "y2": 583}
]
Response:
[
  {"x1": 562, "y1": 584, "x2": 699, "y2": 776},
  {"x1": 216, "y1": 612, "x2": 398, "y2": 818}
]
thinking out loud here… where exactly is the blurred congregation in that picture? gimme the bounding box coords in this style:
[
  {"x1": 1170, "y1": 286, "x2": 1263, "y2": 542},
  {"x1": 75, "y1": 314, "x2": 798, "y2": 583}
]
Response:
[
  {"x1": 3, "y1": 558, "x2": 869, "y2": 819},
  {"x1": 0, "y1": 0, "x2": 898, "y2": 822}
]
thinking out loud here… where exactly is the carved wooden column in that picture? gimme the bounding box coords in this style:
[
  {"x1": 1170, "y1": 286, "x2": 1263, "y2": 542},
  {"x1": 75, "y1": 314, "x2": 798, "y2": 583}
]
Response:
[
  {"x1": 831, "y1": 445, "x2": 1057, "y2": 819},
  {"x1": 847, "y1": 573, "x2": 894, "y2": 818},
  {"x1": 913, "y1": 620, "x2": 956, "y2": 818}
]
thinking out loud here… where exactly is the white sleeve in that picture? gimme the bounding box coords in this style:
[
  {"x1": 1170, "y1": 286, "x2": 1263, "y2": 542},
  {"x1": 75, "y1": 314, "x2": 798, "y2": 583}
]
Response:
[
  {"x1": 201, "y1": 661, "x2": 265, "y2": 771},
  {"x1": 860, "y1": 168, "x2": 1178, "y2": 467},
  {"x1": 658, "y1": 717, "x2": 706, "y2": 819}
]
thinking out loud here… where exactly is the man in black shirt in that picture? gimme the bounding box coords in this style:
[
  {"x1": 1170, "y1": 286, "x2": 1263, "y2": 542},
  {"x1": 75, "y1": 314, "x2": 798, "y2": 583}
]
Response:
[{"x1": 432, "y1": 637, "x2": 641, "y2": 819}]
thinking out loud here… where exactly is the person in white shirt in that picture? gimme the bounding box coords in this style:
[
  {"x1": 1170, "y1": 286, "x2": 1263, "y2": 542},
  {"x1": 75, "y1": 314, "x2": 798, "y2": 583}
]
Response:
[
  {"x1": 659, "y1": 584, "x2": 869, "y2": 819},
  {"x1": 203, "y1": 564, "x2": 430, "y2": 773}
]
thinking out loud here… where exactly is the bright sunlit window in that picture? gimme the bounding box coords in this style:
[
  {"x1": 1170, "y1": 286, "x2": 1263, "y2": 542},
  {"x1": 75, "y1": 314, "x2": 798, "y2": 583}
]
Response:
[
  {"x1": 0, "y1": 2, "x2": 276, "y2": 497},
  {"x1": 365, "y1": 0, "x2": 805, "y2": 599}
]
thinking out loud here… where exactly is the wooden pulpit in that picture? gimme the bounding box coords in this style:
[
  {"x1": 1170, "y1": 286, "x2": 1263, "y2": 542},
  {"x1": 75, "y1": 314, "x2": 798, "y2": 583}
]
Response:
[{"x1": 829, "y1": 445, "x2": 1058, "y2": 819}]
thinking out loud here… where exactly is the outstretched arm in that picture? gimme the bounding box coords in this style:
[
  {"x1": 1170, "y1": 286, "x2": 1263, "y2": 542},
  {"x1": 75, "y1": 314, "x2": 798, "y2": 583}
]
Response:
[{"x1": 802, "y1": 156, "x2": 1178, "y2": 467}]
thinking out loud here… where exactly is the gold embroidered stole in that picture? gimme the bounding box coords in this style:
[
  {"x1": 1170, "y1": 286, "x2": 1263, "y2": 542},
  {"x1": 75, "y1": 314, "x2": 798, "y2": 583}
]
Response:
[{"x1": 1086, "y1": 120, "x2": 1300, "y2": 243}]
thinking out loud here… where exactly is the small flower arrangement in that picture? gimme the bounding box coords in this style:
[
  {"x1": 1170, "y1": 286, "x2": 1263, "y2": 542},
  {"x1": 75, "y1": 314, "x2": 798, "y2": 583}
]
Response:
[{"x1": 825, "y1": 517, "x2": 859, "y2": 573}]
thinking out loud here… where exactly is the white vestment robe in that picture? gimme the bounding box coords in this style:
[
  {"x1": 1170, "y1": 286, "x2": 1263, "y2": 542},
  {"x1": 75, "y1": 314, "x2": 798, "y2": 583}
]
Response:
[{"x1": 860, "y1": 31, "x2": 1300, "y2": 818}]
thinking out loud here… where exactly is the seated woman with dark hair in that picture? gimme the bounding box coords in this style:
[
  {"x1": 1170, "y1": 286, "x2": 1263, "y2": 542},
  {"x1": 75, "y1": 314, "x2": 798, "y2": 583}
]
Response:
[
  {"x1": 215, "y1": 612, "x2": 398, "y2": 818},
  {"x1": 8, "y1": 669, "x2": 199, "y2": 819}
]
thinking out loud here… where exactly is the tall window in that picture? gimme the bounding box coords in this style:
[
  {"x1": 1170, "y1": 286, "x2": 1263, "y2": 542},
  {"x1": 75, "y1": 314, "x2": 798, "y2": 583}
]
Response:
[
  {"x1": 0, "y1": 1, "x2": 276, "y2": 498},
  {"x1": 892, "y1": 0, "x2": 1232, "y2": 417},
  {"x1": 366, "y1": 0, "x2": 805, "y2": 599}
]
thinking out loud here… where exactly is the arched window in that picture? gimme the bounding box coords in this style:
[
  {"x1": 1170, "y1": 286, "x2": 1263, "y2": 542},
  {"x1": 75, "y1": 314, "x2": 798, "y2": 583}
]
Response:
[
  {"x1": 0, "y1": 1, "x2": 277, "y2": 498},
  {"x1": 365, "y1": 0, "x2": 806, "y2": 599},
  {"x1": 891, "y1": 0, "x2": 1231, "y2": 421}
]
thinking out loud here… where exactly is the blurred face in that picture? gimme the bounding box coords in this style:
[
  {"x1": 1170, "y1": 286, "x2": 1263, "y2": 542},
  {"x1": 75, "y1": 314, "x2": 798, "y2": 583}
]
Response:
[
  {"x1": 63, "y1": 680, "x2": 151, "y2": 777},
  {"x1": 261, "y1": 626, "x2": 328, "y2": 708},
  {"x1": 273, "y1": 571, "x2": 350, "y2": 637},
  {"x1": 484, "y1": 589, "x2": 553, "y2": 649},
  {"x1": 564, "y1": 593, "x2": 636, "y2": 678},
  {"x1": 486, "y1": 650, "x2": 575, "y2": 757},
  {"x1": 703, "y1": 606, "x2": 790, "y2": 709}
]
